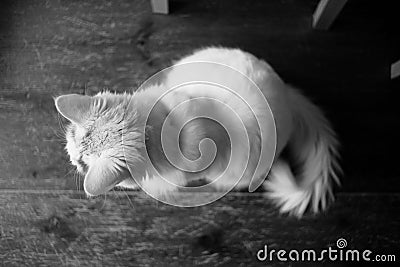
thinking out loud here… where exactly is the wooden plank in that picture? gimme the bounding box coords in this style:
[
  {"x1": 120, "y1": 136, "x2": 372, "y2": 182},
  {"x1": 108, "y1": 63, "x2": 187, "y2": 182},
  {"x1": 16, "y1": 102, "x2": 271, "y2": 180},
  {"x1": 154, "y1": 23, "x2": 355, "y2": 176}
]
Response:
[
  {"x1": 391, "y1": 59, "x2": 400, "y2": 79},
  {"x1": 313, "y1": 0, "x2": 348, "y2": 30},
  {"x1": 0, "y1": 190, "x2": 399, "y2": 265},
  {"x1": 150, "y1": 0, "x2": 169, "y2": 14}
]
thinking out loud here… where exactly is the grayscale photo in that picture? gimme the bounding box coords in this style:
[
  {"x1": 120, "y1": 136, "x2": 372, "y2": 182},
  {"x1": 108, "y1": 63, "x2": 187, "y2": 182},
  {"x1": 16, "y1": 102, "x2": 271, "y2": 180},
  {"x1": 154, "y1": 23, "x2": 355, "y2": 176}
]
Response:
[{"x1": 0, "y1": 0, "x2": 398, "y2": 266}]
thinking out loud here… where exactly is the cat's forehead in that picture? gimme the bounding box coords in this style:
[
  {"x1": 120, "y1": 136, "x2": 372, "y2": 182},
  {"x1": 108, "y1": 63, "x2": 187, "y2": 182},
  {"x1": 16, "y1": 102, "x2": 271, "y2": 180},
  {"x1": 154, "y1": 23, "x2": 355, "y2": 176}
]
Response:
[
  {"x1": 65, "y1": 97, "x2": 141, "y2": 157},
  {"x1": 71, "y1": 120, "x2": 123, "y2": 155}
]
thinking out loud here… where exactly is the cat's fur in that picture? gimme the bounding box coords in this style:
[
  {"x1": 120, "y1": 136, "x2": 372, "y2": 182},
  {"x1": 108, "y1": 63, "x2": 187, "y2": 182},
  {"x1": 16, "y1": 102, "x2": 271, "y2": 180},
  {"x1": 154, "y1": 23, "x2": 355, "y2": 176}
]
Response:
[{"x1": 55, "y1": 47, "x2": 341, "y2": 216}]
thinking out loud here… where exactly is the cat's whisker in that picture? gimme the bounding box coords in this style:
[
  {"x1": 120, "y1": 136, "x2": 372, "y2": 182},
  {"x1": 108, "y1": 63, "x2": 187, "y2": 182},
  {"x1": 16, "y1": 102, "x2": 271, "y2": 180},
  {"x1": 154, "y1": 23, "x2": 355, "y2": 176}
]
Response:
[
  {"x1": 98, "y1": 194, "x2": 107, "y2": 211},
  {"x1": 112, "y1": 188, "x2": 122, "y2": 201},
  {"x1": 74, "y1": 171, "x2": 79, "y2": 192},
  {"x1": 122, "y1": 189, "x2": 135, "y2": 209},
  {"x1": 57, "y1": 113, "x2": 68, "y2": 133},
  {"x1": 55, "y1": 131, "x2": 66, "y2": 141},
  {"x1": 51, "y1": 127, "x2": 67, "y2": 143},
  {"x1": 43, "y1": 138, "x2": 59, "y2": 142},
  {"x1": 61, "y1": 167, "x2": 76, "y2": 180},
  {"x1": 71, "y1": 168, "x2": 83, "y2": 199},
  {"x1": 78, "y1": 174, "x2": 82, "y2": 193}
]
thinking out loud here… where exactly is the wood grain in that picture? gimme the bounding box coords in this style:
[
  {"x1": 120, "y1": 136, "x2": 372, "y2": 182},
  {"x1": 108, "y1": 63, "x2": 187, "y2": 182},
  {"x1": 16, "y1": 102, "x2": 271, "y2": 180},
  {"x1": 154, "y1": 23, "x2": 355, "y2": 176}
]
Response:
[{"x1": 0, "y1": 191, "x2": 399, "y2": 266}]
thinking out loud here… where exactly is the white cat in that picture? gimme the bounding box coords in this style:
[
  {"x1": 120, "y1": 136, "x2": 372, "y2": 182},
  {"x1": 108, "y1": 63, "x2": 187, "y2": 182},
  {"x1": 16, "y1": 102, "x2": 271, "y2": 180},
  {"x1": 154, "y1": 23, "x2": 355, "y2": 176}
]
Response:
[{"x1": 55, "y1": 47, "x2": 341, "y2": 216}]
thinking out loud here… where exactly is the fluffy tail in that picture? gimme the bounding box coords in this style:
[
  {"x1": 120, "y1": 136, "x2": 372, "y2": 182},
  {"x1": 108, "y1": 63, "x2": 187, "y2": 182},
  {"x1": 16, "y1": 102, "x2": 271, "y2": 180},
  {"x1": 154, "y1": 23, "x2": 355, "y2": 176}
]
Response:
[{"x1": 264, "y1": 88, "x2": 341, "y2": 217}]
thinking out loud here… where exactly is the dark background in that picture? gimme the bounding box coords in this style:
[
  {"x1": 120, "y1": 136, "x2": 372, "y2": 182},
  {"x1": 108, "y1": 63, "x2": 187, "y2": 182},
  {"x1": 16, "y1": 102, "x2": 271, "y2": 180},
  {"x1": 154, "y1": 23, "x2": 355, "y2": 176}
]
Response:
[{"x1": 1, "y1": 0, "x2": 399, "y2": 192}]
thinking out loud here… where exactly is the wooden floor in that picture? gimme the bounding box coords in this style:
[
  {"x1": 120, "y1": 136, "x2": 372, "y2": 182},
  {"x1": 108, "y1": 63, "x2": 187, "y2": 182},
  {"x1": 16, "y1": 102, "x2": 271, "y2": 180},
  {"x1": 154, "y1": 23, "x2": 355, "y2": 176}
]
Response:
[
  {"x1": 0, "y1": 190, "x2": 399, "y2": 266},
  {"x1": 0, "y1": 0, "x2": 399, "y2": 265}
]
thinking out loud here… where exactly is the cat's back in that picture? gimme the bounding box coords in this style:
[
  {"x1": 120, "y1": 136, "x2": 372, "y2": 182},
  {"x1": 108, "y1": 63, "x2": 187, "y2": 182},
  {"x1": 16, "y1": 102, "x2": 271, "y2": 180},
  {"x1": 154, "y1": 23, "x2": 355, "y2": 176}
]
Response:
[
  {"x1": 163, "y1": 47, "x2": 294, "y2": 154},
  {"x1": 164, "y1": 47, "x2": 290, "y2": 116},
  {"x1": 172, "y1": 47, "x2": 275, "y2": 80},
  {"x1": 166, "y1": 47, "x2": 286, "y2": 98},
  {"x1": 174, "y1": 47, "x2": 254, "y2": 71}
]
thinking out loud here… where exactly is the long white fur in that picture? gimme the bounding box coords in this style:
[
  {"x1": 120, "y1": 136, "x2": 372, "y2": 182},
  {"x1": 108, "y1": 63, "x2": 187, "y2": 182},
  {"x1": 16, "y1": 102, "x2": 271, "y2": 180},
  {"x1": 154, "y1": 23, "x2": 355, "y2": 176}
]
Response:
[{"x1": 55, "y1": 47, "x2": 341, "y2": 216}]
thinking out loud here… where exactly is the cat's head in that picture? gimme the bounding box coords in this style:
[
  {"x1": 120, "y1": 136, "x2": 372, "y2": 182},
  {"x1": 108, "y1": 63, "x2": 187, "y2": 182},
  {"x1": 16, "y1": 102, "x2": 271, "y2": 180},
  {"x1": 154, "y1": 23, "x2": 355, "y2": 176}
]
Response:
[{"x1": 55, "y1": 92, "x2": 145, "y2": 196}]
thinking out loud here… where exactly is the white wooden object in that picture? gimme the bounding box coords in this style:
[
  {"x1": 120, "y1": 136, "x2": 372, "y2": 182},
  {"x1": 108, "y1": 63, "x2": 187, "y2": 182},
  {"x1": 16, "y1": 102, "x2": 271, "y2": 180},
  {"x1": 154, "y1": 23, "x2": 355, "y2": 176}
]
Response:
[
  {"x1": 391, "y1": 60, "x2": 400, "y2": 79},
  {"x1": 151, "y1": 0, "x2": 169, "y2": 14},
  {"x1": 313, "y1": 0, "x2": 348, "y2": 30}
]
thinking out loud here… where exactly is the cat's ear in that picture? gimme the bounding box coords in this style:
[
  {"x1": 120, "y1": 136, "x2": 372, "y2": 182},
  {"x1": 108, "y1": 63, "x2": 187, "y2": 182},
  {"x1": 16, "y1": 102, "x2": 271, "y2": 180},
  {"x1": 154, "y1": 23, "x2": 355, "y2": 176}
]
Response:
[
  {"x1": 84, "y1": 158, "x2": 129, "y2": 196},
  {"x1": 55, "y1": 94, "x2": 93, "y2": 124}
]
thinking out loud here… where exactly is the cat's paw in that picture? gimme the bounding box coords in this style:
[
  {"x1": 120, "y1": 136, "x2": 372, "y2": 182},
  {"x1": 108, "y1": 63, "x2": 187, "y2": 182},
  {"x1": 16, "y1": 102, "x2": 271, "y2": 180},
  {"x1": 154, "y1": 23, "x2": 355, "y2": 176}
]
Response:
[
  {"x1": 140, "y1": 172, "x2": 184, "y2": 198},
  {"x1": 116, "y1": 178, "x2": 139, "y2": 190}
]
